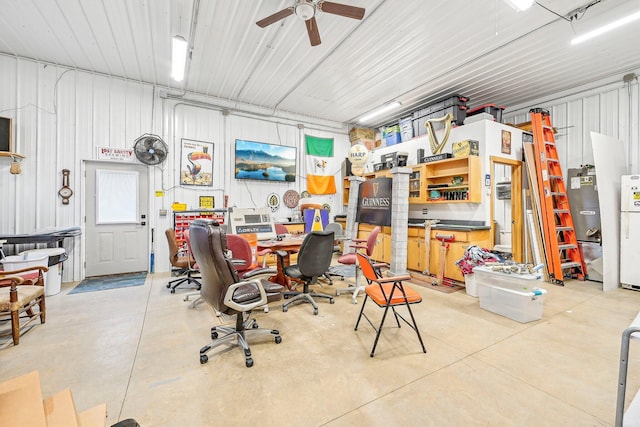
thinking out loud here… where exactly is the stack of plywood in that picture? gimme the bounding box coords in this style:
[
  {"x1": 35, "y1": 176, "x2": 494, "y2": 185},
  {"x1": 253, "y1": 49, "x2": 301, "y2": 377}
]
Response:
[{"x1": 0, "y1": 371, "x2": 107, "y2": 427}]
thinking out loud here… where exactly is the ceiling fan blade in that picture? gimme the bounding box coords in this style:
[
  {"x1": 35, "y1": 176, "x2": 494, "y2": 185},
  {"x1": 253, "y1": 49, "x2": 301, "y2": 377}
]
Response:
[
  {"x1": 319, "y1": 1, "x2": 365, "y2": 20},
  {"x1": 305, "y1": 17, "x2": 321, "y2": 46},
  {"x1": 256, "y1": 7, "x2": 294, "y2": 28}
]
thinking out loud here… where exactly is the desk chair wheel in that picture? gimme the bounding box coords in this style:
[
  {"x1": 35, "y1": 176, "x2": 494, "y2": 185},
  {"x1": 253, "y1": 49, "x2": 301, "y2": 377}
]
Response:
[
  {"x1": 211, "y1": 331, "x2": 218, "y2": 339},
  {"x1": 245, "y1": 358, "x2": 254, "y2": 368},
  {"x1": 330, "y1": 298, "x2": 335, "y2": 304},
  {"x1": 166, "y1": 283, "x2": 170, "y2": 288},
  {"x1": 170, "y1": 288, "x2": 176, "y2": 294},
  {"x1": 283, "y1": 306, "x2": 288, "y2": 312},
  {"x1": 200, "y1": 354, "x2": 208, "y2": 364},
  {"x1": 252, "y1": 322, "x2": 259, "y2": 329},
  {"x1": 275, "y1": 336, "x2": 282, "y2": 344},
  {"x1": 313, "y1": 308, "x2": 318, "y2": 315}
]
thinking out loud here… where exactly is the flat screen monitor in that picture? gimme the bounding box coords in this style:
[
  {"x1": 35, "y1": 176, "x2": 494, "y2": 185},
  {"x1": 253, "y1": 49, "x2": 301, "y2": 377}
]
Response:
[
  {"x1": 234, "y1": 139, "x2": 296, "y2": 182},
  {"x1": 0, "y1": 117, "x2": 12, "y2": 152}
]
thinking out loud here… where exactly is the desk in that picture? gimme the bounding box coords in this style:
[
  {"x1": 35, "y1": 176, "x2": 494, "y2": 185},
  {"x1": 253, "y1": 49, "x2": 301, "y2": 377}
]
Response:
[
  {"x1": 257, "y1": 236, "x2": 305, "y2": 289},
  {"x1": 0, "y1": 227, "x2": 81, "y2": 249}
]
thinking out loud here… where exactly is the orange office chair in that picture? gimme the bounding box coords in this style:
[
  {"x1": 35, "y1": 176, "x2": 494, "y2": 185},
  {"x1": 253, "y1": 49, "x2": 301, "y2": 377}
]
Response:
[
  {"x1": 355, "y1": 252, "x2": 426, "y2": 357},
  {"x1": 165, "y1": 228, "x2": 201, "y2": 293},
  {"x1": 334, "y1": 226, "x2": 382, "y2": 303}
]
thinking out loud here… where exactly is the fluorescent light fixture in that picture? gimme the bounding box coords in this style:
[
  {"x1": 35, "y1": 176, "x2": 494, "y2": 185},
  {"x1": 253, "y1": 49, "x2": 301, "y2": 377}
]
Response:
[
  {"x1": 171, "y1": 35, "x2": 188, "y2": 82},
  {"x1": 358, "y1": 101, "x2": 402, "y2": 123},
  {"x1": 504, "y1": 0, "x2": 534, "y2": 11},
  {"x1": 571, "y1": 10, "x2": 640, "y2": 45}
]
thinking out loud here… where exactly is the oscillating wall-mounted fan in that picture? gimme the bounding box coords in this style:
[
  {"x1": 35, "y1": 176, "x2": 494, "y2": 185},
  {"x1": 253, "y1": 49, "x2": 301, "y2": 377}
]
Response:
[
  {"x1": 256, "y1": 0, "x2": 365, "y2": 47},
  {"x1": 133, "y1": 134, "x2": 168, "y2": 165}
]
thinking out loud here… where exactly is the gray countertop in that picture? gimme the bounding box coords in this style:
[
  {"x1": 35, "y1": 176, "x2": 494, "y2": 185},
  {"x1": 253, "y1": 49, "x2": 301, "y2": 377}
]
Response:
[{"x1": 407, "y1": 221, "x2": 490, "y2": 231}]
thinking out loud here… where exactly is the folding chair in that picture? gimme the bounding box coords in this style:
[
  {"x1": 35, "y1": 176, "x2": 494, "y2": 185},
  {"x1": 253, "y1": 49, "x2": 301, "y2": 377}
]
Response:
[{"x1": 354, "y1": 252, "x2": 426, "y2": 357}]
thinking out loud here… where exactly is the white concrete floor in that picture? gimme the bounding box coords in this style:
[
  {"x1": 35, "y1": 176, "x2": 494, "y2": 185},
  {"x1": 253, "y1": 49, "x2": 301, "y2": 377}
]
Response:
[{"x1": 2, "y1": 271, "x2": 640, "y2": 426}]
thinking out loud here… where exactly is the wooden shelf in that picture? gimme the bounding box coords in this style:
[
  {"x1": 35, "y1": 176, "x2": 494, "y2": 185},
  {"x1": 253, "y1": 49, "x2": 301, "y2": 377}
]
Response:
[
  {"x1": 0, "y1": 152, "x2": 24, "y2": 158},
  {"x1": 343, "y1": 156, "x2": 481, "y2": 205}
]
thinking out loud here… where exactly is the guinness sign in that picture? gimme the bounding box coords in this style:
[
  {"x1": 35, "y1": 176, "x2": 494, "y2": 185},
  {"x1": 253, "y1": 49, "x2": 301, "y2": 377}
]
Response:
[{"x1": 356, "y1": 177, "x2": 392, "y2": 226}]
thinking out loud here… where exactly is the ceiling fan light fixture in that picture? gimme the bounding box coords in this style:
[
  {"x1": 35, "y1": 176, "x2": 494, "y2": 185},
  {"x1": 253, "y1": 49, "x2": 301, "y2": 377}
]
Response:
[
  {"x1": 295, "y1": 1, "x2": 316, "y2": 20},
  {"x1": 358, "y1": 101, "x2": 402, "y2": 123},
  {"x1": 504, "y1": 0, "x2": 534, "y2": 11},
  {"x1": 171, "y1": 35, "x2": 188, "y2": 82}
]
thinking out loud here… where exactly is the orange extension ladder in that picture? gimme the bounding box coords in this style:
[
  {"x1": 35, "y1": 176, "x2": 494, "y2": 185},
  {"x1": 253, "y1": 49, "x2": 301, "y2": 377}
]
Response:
[{"x1": 530, "y1": 108, "x2": 586, "y2": 285}]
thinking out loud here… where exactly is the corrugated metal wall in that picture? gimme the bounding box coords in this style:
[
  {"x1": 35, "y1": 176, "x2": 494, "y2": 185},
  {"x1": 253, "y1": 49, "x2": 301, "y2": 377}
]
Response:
[
  {"x1": 0, "y1": 55, "x2": 349, "y2": 281},
  {"x1": 1, "y1": 54, "x2": 638, "y2": 283},
  {"x1": 503, "y1": 74, "x2": 640, "y2": 176}
]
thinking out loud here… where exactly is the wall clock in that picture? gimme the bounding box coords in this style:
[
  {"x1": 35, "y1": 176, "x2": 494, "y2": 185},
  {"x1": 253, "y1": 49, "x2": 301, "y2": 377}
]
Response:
[{"x1": 58, "y1": 169, "x2": 73, "y2": 204}]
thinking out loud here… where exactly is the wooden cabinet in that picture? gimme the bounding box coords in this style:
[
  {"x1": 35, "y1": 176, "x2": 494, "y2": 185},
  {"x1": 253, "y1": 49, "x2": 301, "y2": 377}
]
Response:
[
  {"x1": 345, "y1": 157, "x2": 481, "y2": 205},
  {"x1": 342, "y1": 177, "x2": 350, "y2": 205},
  {"x1": 282, "y1": 223, "x2": 304, "y2": 234},
  {"x1": 407, "y1": 237, "x2": 427, "y2": 273},
  {"x1": 342, "y1": 171, "x2": 389, "y2": 205},
  {"x1": 407, "y1": 227, "x2": 428, "y2": 273},
  {"x1": 428, "y1": 229, "x2": 490, "y2": 282},
  {"x1": 408, "y1": 165, "x2": 427, "y2": 204},
  {"x1": 423, "y1": 156, "x2": 481, "y2": 203},
  {"x1": 355, "y1": 223, "x2": 490, "y2": 283},
  {"x1": 357, "y1": 224, "x2": 391, "y2": 263}
]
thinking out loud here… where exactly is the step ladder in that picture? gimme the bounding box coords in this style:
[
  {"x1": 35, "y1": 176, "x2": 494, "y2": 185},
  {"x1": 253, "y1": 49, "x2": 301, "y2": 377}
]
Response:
[{"x1": 530, "y1": 108, "x2": 586, "y2": 285}]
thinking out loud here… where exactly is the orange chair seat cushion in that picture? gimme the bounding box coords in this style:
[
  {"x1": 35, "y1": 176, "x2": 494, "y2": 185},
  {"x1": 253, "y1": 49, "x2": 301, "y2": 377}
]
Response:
[
  {"x1": 365, "y1": 283, "x2": 422, "y2": 307},
  {"x1": 0, "y1": 286, "x2": 44, "y2": 311}
]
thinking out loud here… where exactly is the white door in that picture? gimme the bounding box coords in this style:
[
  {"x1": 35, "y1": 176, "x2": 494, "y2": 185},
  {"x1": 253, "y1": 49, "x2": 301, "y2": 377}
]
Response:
[{"x1": 85, "y1": 161, "x2": 149, "y2": 277}]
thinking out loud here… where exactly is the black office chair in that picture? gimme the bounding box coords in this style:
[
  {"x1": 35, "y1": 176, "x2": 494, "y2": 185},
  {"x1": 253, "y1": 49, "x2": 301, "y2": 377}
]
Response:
[
  {"x1": 277, "y1": 230, "x2": 335, "y2": 315},
  {"x1": 189, "y1": 219, "x2": 283, "y2": 367}
]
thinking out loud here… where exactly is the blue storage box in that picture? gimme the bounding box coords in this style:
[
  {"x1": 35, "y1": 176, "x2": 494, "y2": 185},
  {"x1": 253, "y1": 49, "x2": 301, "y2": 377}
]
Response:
[
  {"x1": 385, "y1": 125, "x2": 402, "y2": 146},
  {"x1": 386, "y1": 132, "x2": 401, "y2": 146}
]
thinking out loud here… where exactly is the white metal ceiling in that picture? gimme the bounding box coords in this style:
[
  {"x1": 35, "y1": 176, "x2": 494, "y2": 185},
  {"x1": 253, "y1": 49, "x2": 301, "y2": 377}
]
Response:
[{"x1": 0, "y1": 0, "x2": 638, "y2": 128}]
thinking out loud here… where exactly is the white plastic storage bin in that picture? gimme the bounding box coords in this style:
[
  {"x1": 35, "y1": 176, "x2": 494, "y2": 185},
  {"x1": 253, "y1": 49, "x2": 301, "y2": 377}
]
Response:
[
  {"x1": 473, "y1": 266, "x2": 542, "y2": 292},
  {"x1": 1, "y1": 253, "x2": 49, "y2": 287},
  {"x1": 22, "y1": 248, "x2": 67, "y2": 296},
  {"x1": 464, "y1": 274, "x2": 477, "y2": 297},
  {"x1": 1, "y1": 254, "x2": 49, "y2": 272},
  {"x1": 477, "y1": 281, "x2": 547, "y2": 323}
]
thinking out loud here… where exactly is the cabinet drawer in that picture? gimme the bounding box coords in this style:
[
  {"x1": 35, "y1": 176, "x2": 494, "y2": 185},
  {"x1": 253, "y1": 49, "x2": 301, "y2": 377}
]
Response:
[{"x1": 430, "y1": 230, "x2": 470, "y2": 243}]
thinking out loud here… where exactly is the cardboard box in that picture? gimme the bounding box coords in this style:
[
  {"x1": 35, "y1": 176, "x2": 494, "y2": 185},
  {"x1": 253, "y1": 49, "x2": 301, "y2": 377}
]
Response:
[
  {"x1": 351, "y1": 138, "x2": 375, "y2": 151},
  {"x1": 452, "y1": 139, "x2": 479, "y2": 158},
  {"x1": 349, "y1": 127, "x2": 375, "y2": 142},
  {"x1": 0, "y1": 371, "x2": 107, "y2": 427}
]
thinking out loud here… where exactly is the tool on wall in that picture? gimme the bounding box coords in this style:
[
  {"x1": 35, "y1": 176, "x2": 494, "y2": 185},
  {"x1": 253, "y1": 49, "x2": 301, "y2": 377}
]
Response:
[
  {"x1": 530, "y1": 108, "x2": 586, "y2": 284},
  {"x1": 434, "y1": 233, "x2": 455, "y2": 286}
]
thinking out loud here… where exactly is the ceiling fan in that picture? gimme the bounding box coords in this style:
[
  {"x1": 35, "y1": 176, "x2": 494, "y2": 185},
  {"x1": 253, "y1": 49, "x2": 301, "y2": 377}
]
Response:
[{"x1": 256, "y1": 1, "x2": 365, "y2": 46}]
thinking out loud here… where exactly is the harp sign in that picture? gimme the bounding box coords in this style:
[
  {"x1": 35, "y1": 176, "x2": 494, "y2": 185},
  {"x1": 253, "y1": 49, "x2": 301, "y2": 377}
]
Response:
[{"x1": 348, "y1": 143, "x2": 369, "y2": 176}]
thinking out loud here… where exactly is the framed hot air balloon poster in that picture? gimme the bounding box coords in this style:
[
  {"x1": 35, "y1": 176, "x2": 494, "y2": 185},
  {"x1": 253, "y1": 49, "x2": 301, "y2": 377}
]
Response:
[{"x1": 180, "y1": 139, "x2": 213, "y2": 186}]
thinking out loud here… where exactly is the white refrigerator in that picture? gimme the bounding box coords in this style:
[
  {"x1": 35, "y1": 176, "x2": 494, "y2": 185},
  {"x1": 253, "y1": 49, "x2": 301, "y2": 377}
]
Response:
[{"x1": 620, "y1": 175, "x2": 640, "y2": 289}]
